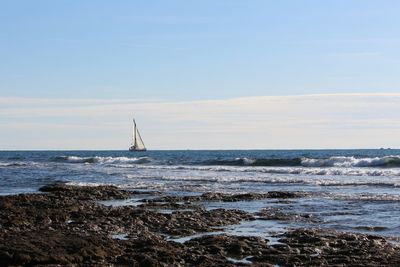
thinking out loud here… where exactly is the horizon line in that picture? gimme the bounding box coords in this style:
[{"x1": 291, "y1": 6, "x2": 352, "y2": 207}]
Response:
[{"x1": 0, "y1": 147, "x2": 397, "y2": 152}]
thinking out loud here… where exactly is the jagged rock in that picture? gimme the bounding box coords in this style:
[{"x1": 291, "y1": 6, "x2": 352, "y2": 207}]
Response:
[{"x1": 0, "y1": 183, "x2": 399, "y2": 266}]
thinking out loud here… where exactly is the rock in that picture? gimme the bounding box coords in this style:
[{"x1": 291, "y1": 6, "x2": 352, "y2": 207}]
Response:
[
  {"x1": 145, "y1": 191, "x2": 309, "y2": 204},
  {"x1": 1, "y1": 184, "x2": 399, "y2": 266},
  {"x1": 39, "y1": 182, "x2": 133, "y2": 200}
]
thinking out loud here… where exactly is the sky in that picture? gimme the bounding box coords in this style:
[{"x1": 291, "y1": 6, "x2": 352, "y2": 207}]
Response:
[{"x1": 1, "y1": 1, "x2": 400, "y2": 149}]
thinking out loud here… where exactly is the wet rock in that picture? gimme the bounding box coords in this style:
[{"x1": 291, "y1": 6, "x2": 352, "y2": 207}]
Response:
[
  {"x1": 39, "y1": 182, "x2": 132, "y2": 200},
  {"x1": 251, "y1": 229, "x2": 400, "y2": 266},
  {"x1": 183, "y1": 235, "x2": 269, "y2": 265},
  {"x1": 1, "y1": 184, "x2": 400, "y2": 266},
  {"x1": 256, "y1": 207, "x2": 320, "y2": 223},
  {"x1": 137, "y1": 201, "x2": 201, "y2": 211},
  {"x1": 354, "y1": 226, "x2": 388, "y2": 232},
  {"x1": 144, "y1": 191, "x2": 308, "y2": 204},
  {"x1": 127, "y1": 208, "x2": 254, "y2": 236}
]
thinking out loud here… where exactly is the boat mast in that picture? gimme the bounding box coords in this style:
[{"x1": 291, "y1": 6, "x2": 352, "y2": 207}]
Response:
[{"x1": 133, "y1": 118, "x2": 137, "y2": 148}]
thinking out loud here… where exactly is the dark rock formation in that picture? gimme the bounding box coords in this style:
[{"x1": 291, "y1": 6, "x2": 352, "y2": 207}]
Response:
[
  {"x1": 1, "y1": 183, "x2": 399, "y2": 266},
  {"x1": 142, "y1": 191, "x2": 309, "y2": 204}
]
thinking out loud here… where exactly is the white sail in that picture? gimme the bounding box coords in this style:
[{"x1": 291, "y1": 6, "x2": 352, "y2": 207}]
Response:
[
  {"x1": 134, "y1": 127, "x2": 146, "y2": 150},
  {"x1": 130, "y1": 119, "x2": 146, "y2": 151}
]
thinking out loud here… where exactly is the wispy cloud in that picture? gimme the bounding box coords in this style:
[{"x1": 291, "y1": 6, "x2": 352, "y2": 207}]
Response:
[{"x1": 1, "y1": 93, "x2": 400, "y2": 150}]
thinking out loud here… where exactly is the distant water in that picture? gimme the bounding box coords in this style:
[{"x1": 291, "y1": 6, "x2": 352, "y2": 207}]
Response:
[{"x1": 1, "y1": 150, "x2": 400, "y2": 240}]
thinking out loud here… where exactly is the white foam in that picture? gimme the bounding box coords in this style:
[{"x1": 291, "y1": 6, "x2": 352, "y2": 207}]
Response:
[
  {"x1": 332, "y1": 192, "x2": 400, "y2": 201},
  {"x1": 130, "y1": 164, "x2": 400, "y2": 177},
  {"x1": 0, "y1": 162, "x2": 14, "y2": 167},
  {"x1": 0, "y1": 161, "x2": 37, "y2": 168},
  {"x1": 301, "y1": 156, "x2": 400, "y2": 168},
  {"x1": 236, "y1": 157, "x2": 256, "y2": 165},
  {"x1": 62, "y1": 156, "x2": 151, "y2": 164},
  {"x1": 65, "y1": 181, "x2": 112, "y2": 187},
  {"x1": 121, "y1": 166, "x2": 400, "y2": 188}
]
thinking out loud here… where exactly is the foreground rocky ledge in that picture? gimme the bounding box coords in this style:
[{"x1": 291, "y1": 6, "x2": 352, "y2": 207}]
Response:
[{"x1": 0, "y1": 183, "x2": 399, "y2": 266}]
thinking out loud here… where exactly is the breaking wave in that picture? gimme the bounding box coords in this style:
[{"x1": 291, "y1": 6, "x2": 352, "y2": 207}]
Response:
[
  {"x1": 65, "y1": 182, "x2": 114, "y2": 187},
  {"x1": 203, "y1": 156, "x2": 400, "y2": 168},
  {"x1": 134, "y1": 164, "x2": 400, "y2": 177},
  {"x1": 49, "y1": 155, "x2": 400, "y2": 169},
  {"x1": 301, "y1": 156, "x2": 400, "y2": 168},
  {"x1": 123, "y1": 171, "x2": 400, "y2": 189},
  {"x1": 204, "y1": 157, "x2": 302, "y2": 166},
  {"x1": 53, "y1": 156, "x2": 152, "y2": 165},
  {"x1": 0, "y1": 162, "x2": 29, "y2": 167}
]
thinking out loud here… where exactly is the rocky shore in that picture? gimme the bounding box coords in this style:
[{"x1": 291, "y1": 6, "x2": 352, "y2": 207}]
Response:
[{"x1": 1, "y1": 183, "x2": 399, "y2": 266}]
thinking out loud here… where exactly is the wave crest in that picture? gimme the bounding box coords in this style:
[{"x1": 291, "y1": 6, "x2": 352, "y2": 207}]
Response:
[
  {"x1": 0, "y1": 162, "x2": 29, "y2": 167},
  {"x1": 301, "y1": 156, "x2": 400, "y2": 168},
  {"x1": 203, "y1": 156, "x2": 400, "y2": 168},
  {"x1": 51, "y1": 155, "x2": 400, "y2": 168},
  {"x1": 204, "y1": 157, "x2": 302, "y2": 167},
  {"x1": 53, "y1": 156, "x2": 151, "y2": 165}
]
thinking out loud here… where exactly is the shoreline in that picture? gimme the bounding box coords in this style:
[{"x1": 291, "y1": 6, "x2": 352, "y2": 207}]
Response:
[{"x1": 1, "y1": 183, "x2": 399, "y2": 266}]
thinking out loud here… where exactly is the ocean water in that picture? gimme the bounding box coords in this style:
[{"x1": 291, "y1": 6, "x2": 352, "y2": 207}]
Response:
[{"x1": 1, "y1": 149, "x2": 400, "y2": 240}]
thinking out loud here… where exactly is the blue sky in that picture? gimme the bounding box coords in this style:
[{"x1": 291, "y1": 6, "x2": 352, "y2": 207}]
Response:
[
  {"x1": 1, "y1": 1, "x2": 400, "y2": 149},
  {"x1": 1, "y1": 0, "x2": 399, "y2": 100}
]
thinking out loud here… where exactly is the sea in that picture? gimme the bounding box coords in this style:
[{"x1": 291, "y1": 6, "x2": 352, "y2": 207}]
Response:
[{"x1": 1, "y1": 149, "x2": 400, "y2": 242}]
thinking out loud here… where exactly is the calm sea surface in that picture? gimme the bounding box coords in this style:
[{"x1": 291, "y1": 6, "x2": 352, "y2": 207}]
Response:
[{"x1": 1, "y1": 149, "x2": 400, "y2": 241}]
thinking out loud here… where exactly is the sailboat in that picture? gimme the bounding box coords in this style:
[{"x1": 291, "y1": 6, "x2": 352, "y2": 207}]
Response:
[{"x1": 129, "y1": 118, "x2": 147, "y2": 151}]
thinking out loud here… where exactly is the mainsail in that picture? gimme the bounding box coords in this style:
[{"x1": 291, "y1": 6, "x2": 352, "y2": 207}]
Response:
[{"x1": 129, "y1": 119, "x2": 146, "y2": 151}]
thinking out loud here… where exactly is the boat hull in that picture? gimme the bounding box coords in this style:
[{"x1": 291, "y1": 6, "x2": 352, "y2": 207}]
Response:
[{"x1": 129, "y1": 146, "x2": 146, "y2": 151}]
